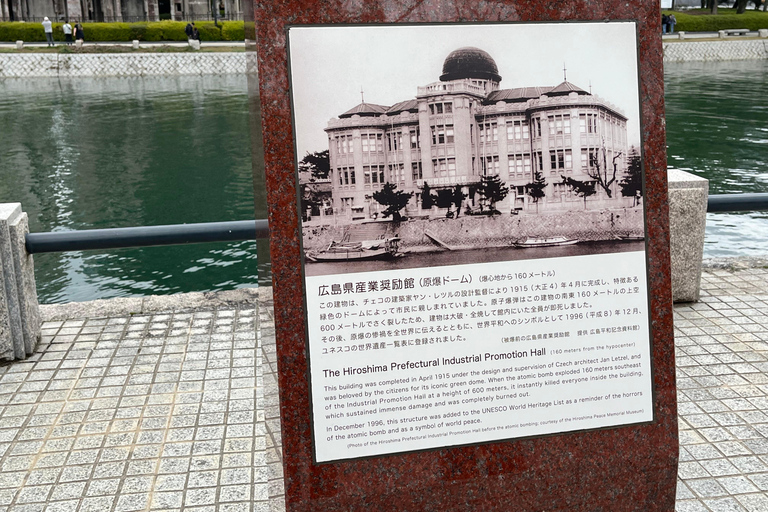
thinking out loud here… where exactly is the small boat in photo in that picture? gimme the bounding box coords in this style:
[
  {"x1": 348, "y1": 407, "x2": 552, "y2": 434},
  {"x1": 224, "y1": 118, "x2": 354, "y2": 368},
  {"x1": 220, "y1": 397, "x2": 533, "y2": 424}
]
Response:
[
  {"x1": 614, "y1": 234, "x2": 645, "y2": 242},
  {"x1": 512, "y1": 236, "x2": 579, "y2": 248},
  {"x1": 306, "y1": 237, "x2": 402, "y2": 262},
  {"x1": 305, "y1": 221, "x2": 403, "y2": 262}
]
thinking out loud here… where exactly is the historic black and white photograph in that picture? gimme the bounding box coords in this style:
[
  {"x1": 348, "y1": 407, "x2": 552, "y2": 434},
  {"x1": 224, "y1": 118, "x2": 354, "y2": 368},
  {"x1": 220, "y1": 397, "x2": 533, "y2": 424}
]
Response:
[{"x1": 288, "y1": 22, "x2": 644, "y2": 277}]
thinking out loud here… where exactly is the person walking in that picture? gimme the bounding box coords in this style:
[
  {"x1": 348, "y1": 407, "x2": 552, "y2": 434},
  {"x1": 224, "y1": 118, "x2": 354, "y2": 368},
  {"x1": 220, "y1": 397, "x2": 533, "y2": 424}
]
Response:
[
  {"x1": 669, "y1": 14, "x2": 677, "y2": 34},
  {"x1": 62, "y1": 21, "x2": 72, "y2": 45},
  {"x1": 185, "y1": 22, "x2": 194, "y2": 41},
  {"x1": 192, "y1": 26, "x2": 200, "y2": 44},
  {"x1": 74, "y1": 22, "x2": 84, "y2": 42},
  {"x1": 42, "y1": 17, "x2": 54, "y2": 47}
]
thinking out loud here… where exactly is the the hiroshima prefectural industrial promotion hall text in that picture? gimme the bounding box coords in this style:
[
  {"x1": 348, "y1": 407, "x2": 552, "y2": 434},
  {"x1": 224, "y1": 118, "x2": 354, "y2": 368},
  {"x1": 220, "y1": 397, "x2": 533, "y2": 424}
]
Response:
[{"x1": 319, "y1": 47, "x2": 634, "y2": 222}]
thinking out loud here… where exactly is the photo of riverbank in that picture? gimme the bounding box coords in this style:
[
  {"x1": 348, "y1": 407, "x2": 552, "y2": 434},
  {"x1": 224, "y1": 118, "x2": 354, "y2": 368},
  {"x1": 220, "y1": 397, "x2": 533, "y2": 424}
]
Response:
[{"x1": 290, "y1": 22, "x2": 645, "y2": 278}]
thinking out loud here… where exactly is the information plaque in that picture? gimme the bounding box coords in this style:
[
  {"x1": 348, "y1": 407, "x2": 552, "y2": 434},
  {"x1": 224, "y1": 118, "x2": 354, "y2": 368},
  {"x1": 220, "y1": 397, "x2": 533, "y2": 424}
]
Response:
[{"x1": 288, "y1": 22, "x2": 653, "y2": 463}]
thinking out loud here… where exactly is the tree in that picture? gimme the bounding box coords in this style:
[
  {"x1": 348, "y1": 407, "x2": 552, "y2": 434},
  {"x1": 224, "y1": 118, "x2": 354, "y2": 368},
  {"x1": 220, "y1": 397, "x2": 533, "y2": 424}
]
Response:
[
  {"x1": 434, "y1": 188, "x2": 454, "y2": 209},
  {"x1": 525, "y1": 170, "x2": 547, "y2": 213},
  {"x1": 586, "y1": 142, "x2": 623, "y2": 198},
  {"x1": 620, "y1": 147, "x2": 643, "y2": 207},
  {"x1": 298, "y1": 150, "x2": 330, "y2": 180},
  {"x1": 372, "y1": 182, "x2": 413, "y2": 222},
  {"x1": 478, "y1": 175, "x2": 509, "y2": 213},
  {"x1": 562, "y1": 176, "x2": 596, "y2": 209},
  {"x1": 420, "y1": 182, "x2": 434, "y2": 210},
  {"x1": 451, "y1": 185, "x2": 466, "y2": 218}
]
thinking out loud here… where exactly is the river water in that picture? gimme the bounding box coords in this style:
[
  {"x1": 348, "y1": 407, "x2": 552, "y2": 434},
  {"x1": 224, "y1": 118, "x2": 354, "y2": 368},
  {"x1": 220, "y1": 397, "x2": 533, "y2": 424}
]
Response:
[
  {"x1": 665, "y1": 60, "x2": 768, "y2": 258},
  {"x1": 0, "y1": 76, "x2": 258, "y2": 303},
  {"x1": 0, "y1": 60, "x2": 765, "y2": 303}
]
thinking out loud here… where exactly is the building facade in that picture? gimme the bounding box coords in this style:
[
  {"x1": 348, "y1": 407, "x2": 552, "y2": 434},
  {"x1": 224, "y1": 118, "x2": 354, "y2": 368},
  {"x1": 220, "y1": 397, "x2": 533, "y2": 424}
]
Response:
[
  {"x1": 1, "y1": 0, "x2": 241, "y2": 23},
  {"x1": 325, "y1": 47, "x2": 631, "y2": 221}
]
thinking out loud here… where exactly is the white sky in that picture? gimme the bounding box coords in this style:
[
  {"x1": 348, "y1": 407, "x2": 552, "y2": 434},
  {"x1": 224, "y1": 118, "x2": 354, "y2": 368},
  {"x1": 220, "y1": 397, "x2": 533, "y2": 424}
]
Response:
[{"x1": 288, "y1": 22, "x2": 641, "y2": 158}]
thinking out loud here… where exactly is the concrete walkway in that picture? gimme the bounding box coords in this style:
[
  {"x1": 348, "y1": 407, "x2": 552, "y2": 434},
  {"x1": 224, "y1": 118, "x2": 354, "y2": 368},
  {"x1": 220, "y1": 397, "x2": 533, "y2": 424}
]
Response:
[{"x1": 1, "y1": 264, "x2": 768, "y2": 511}]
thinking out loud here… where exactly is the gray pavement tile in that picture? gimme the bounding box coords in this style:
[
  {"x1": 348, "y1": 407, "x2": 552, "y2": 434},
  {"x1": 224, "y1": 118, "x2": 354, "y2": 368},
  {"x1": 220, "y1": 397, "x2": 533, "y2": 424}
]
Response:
[
  {"x1": 702, "y1": 497, "x2": 749, "y2": 512},
  {"x1": 736, "y1": 493, "x2": 768, "y2": 512}
]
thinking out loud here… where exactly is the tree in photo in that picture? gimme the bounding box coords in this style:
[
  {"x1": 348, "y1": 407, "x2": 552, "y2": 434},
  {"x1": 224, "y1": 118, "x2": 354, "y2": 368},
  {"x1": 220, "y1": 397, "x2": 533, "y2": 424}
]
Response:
[
  {"x1": 478, "y1": 174, "x2": 509, "y2": 214},
  {"x1": 431, "y1": 188, "x2": 452, "y2": 208},
  {"x1": 620, "y1": 147, "x2": 643, "y2": 207},
  {"x1": 525, "y1": 170, "x2": 547, "y2": 213},
  {"x1": 298, "y1": 149, "x2": 330, "y2": 180},
  {"x1": 420, "y1": 182, "x2": 434, "y2": 210},
  {"x1": 562, "y1": 175, "x2": 596, "y2": 209},
  {"x1": 586, "y1": 143, "x2": 623, "y2": 198},
  {"x1": 372, "y1": 182, "x2": 414, "y2": 222},
  {"x1": 451, "y1": 185, "x2": 466, "y2": 218}
]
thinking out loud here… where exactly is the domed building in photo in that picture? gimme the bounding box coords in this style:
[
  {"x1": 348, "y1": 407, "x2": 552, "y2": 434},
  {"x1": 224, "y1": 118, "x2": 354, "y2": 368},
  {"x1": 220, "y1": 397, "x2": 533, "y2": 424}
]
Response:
[{"x1": 324, "y1": 47, "x2": 632, "y2": 221}]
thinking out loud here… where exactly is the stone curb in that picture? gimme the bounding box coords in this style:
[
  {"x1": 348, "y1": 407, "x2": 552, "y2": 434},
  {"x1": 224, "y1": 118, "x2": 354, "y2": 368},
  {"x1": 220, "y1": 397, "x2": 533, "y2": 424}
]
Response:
[{"x1": 39, "y1": 286, "x2": 262, "y2": 321}]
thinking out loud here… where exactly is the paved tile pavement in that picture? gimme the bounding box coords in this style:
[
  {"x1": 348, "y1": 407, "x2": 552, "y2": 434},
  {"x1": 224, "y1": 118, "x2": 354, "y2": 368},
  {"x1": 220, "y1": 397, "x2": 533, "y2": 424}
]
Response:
[
  {"x1": 1, "y1": 266, "x2": 768, "y2": 511},
  {"x1": 675, "y1": 267, "x2": 768, "y2": 512}
]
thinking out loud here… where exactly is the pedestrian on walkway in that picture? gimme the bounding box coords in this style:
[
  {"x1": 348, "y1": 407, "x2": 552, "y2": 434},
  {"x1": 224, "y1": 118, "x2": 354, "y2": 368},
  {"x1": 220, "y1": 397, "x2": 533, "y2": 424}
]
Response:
[
  {"x1": 669, "y1": 14, "x2": 677, "y2": 34},
  {"x1": 62, "y1": 21, "x2": 72, "y2": 45},
  {"x1": 74, "y1": 22, "x2": 84, "y2": 42},
  {"x1": 42, "y1": 17, "x2": 54, "y2": 47},
  {"x1": 185, "y1": 22, "x2": 194, "y2": 40},
  {"x1": 192, "y1": 26, "x2": 200, "y2": 45}
]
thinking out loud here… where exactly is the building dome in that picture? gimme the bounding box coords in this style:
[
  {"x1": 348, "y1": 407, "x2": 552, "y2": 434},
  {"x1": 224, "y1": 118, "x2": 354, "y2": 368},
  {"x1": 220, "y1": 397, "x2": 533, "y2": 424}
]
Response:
[{"x1": 440, "y1": 47, "x2": 501, "y2": 83}]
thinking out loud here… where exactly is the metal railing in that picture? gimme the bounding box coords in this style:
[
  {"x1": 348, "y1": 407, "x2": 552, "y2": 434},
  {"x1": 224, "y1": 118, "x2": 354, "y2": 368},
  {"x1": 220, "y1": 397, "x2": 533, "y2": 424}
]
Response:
[
  {"x1": 707, "y1": 193, "x2": 768, "y2": 213},
  {"x1": 25, "y1": 220, "x2": 268, "y2": 254},
  {"x1": 22, "y1": 193, "x2": 768, "y2": 255}
]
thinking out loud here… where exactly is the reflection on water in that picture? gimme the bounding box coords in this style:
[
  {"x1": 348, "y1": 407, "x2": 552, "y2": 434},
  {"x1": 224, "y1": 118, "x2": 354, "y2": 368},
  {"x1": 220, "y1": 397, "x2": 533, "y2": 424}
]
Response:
[
  {"x1": 305, "y1": 240, "x2": 646, "y2": 277},
  {"x1": 0, "y1": 61, "x2": 765, "y2": 302},
  {"x1": 665, "y1": 60, "x2": 768, "y2": 257},
  {"x1": 0, "y1": 76, "x2": 258, "y2": 303}
]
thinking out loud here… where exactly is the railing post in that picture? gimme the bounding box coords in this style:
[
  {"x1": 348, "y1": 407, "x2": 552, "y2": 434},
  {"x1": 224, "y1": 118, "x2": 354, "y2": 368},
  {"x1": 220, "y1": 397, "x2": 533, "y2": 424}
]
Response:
[
  {"x1": 0, "y1": 204, "x2": 40, "y2": 360},
  {"x1": 667, "y1": 170, "x2": 709, "y2": 303}
]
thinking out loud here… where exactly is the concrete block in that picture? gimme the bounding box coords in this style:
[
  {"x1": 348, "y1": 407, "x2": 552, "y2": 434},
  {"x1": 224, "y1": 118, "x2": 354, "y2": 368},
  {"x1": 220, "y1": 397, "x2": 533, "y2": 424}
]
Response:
[
  {"x1": 668, "y1": 170, "x2": 708, "y2": 303},
  {"x1": 677, "y1": 31, "x2": 685, "y2": 40},
  {"x1": 75, "y1": 40, "x2": 83, "y2": 48},
  {"x1": 15, "y1": 40, "x2": 23, "y2": 49},
  {"x1": 718, "y1": 30, "x2": 726, "y2": 39},
  {"x1": 189, "y1": 39, "x2": 200, "y2": 50},
  {"x1": 0, "y1": 203, "x2": 24, "y2": 359},
  {"x1": 759, "y1": 29, "x2": 768, "y2": 38},
  {"x1": 132, "y1": 40, "x2": 140, "y2": 49},
  {"x1": 9, "y1": 213, "x2": 40, "y2": 356}
]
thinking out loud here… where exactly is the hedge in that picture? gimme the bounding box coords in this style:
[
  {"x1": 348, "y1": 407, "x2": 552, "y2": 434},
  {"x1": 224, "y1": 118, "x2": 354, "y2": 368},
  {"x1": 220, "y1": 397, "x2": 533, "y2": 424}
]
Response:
[
  {"x1": 662, "y1": 9, "x2": 768, "y2": 32},
  {"x1": 0, "y1": 20, "x2": 245, "y2": 42}
]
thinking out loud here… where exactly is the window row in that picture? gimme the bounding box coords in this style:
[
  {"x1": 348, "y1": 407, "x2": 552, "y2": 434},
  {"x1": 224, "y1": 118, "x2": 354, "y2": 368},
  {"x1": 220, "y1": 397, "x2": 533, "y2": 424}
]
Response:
[
  {"x1": 433, "y1": 158, "x2": 456, "y2": 177},
  {"x1": 428, "y1": 102, "x2": 453, "y2": 115},
  {"x1": 431, "y1": 124, "x2": 454, "y2": 145},
  {"x1": 345, "y1": 129, "x2": 422, "y2": 154},
  {"x1": 337, "y1": 167, "x2": 356, "y2": 185}
]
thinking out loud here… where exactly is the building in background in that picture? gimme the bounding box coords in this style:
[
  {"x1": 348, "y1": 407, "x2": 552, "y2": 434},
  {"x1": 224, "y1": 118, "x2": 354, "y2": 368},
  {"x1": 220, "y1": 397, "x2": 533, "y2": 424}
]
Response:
[
  {"x1": 325, "y1": 47, "x2": 631, "y2": 221},
  {"x1": 1, "y1": 0, "x2": 242, "y2": 22}
]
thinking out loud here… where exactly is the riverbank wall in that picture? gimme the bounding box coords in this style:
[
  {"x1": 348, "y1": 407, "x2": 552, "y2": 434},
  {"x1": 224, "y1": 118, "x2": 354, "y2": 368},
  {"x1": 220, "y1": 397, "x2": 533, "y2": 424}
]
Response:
[
  {"x1": 0, "y1": 39, "x2": 765, "y2": 78},
  {"x1": 302, "y1": 208, "x2": 645, "y2": 253},
  {"x1": 663, "y1": 39, "x2": 768, "y2": 61},
  {"x1": 0, "y1": 51, "x2": 249, "y2": 77}
]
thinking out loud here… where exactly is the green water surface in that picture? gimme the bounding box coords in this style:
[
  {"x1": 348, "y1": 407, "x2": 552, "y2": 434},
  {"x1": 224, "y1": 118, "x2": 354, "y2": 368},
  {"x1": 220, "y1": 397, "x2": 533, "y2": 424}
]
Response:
[
  {"x1": 0, "y1": 60, "x2": 766, "y2": 303},
  {"x1": 0, "y1": 76, "x2": 258, "y2": 303}
]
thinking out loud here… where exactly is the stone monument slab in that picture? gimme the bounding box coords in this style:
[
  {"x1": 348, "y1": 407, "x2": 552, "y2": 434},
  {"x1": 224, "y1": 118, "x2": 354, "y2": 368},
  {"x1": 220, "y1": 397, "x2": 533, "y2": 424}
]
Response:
[
  {"x1": 0, "y1": 203, "x2": 24, "y2": 360},
  {"x1": 251, "y1": 1, "x2": 676, "y2": 510}
]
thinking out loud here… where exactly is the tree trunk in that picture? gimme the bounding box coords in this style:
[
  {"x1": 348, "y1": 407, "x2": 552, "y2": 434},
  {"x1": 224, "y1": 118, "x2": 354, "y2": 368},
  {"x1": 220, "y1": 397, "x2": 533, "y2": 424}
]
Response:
[{"x1": 735, "y1": 0, "x2": 747, "y2": 13}]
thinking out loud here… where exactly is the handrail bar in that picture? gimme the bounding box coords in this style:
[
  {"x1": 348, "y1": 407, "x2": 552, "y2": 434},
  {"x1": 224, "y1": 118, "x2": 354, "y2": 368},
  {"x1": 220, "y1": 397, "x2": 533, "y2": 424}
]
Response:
[
  {"x1": 707, "y1": 193, "x2": 768, "y2": 213},
  {"x1": 25, "y1": 220, "x2": 269, "y2": 254},
  {"x1": 21, "y1": 193, "x2": 768, "y2": 254}
]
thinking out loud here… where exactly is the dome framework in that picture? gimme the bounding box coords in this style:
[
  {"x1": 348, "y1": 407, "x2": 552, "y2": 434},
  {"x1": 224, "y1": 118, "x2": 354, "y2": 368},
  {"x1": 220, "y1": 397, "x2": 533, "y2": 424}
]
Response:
[{"x1": 440, "y1": 47, "x2": 502, "y2": 82}]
